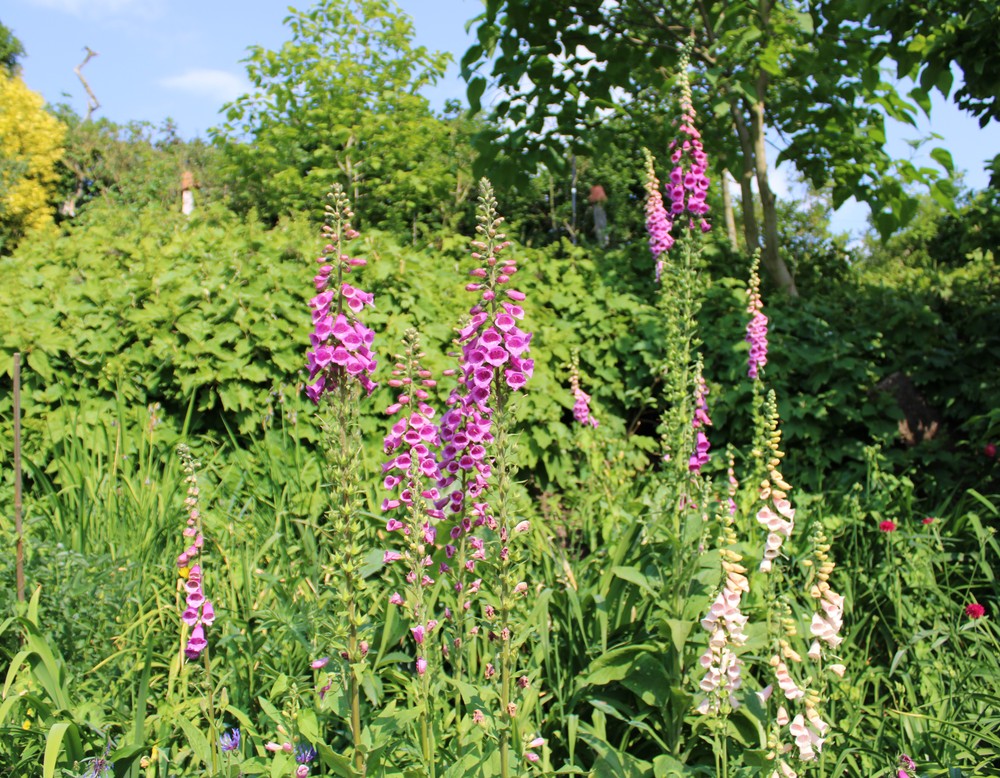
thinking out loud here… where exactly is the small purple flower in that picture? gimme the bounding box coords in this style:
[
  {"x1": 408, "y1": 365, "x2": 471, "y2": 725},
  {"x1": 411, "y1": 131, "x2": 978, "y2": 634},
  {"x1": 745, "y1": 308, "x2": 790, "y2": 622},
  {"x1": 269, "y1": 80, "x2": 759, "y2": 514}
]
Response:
[
  {"x1": 219, "y1": 728, "x2": 240, "y2": 753},
  {"x1": 296, "y1": 745, "x2": 318, "y2": 764},
  {"x1": 88, "y1": 754, "x2": 113, "y2": 778}
]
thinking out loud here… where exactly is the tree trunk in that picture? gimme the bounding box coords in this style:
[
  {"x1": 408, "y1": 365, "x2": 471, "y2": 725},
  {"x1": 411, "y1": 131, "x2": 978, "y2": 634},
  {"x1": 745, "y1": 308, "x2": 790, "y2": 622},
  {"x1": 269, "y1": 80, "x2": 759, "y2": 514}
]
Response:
[
  {"x1": 748, "y1": 0, "x2": 798, "y2": 296},
  {"x1": 720, "y1": 169, "x2": 739, "y2": 251},
  {"x1": 749, "y1": 84, "x2": 798, "y2": 296},
  {"x1": 731, "y1": 107, "x2": 761, "y2": 255}
]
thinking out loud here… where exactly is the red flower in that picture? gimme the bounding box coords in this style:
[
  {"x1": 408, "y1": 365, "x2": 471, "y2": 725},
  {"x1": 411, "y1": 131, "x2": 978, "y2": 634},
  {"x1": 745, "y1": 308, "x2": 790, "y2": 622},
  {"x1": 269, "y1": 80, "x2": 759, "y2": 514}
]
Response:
[
  {"x1": 985, "y1": 442, "x2": 997, "y2": 459},
  {"x1": 922, "y1": 517, "x2": 935, "y2": 525},
  {"x1": 965, "y1": 603, "x2": 986, "y2": 619},
  {"x1": 879, "y1": 520, "x2": 897, "y2": 533}
]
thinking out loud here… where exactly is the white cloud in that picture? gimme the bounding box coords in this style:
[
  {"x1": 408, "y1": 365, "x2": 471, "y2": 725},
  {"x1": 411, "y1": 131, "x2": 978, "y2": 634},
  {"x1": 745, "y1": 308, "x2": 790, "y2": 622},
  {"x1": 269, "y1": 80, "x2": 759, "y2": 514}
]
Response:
[
  {"x1": 25, "y1": 0, "x2": 164, "y2": 20},
  {"x1": 159, "y1": 69, "x2": 248, "y2": 103}
]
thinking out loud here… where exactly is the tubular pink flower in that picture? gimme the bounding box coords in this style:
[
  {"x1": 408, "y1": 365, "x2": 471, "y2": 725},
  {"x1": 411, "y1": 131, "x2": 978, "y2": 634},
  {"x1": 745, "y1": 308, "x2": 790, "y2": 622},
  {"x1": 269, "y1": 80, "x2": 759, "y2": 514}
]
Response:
[
  {"x1": 688, "y1": 376, "x2": 712, "y2": 473},
  {"x1": 665, "y1": 46, "x2": 712, "y2": 229},
  {"x1": 569, "y1": 355, "x2": 598, "y2": 428},
  {"x1": 305, "y1": 184, "x2": 377, "y2": 401},
  {"x1": 177, "y1": 445, "x2": 213, "y2": 661},
  {"x1": 643, "y1": 149, "x2": 674, "y2": 281},
  {"x1": 437, "y1": 182, "x2": 532, "y2": 553},
  {"x1": 756, "y1": 408, "x2": 796, "y2": 573},
  {"x1": 696, "y1": 496, "x2": 749, "y2": 717},
  {"x1": 745, "y1": 254, "x2": 768, "y2": 379}
]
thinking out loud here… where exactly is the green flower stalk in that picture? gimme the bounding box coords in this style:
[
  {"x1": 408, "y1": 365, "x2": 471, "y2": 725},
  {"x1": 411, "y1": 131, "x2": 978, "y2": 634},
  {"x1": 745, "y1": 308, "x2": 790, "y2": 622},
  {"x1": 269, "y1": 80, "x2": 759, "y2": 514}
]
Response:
[
  {"x1": 381, "y1": 328, "x2": 444, "y2": 777},
  {"x1": 756, "y1": 394, "x2": 796, "y2": 574},
  {"x1": 175, "y1": 444, "x2": 219, "y2": 772},
  {"x1": 304, "y1": 185, "x2": 376, "y2": 776},
  {"x1": 176, "y1": 444, "x2": 215, "y2": 661},
  {"x1": 437, "y1": 180, "x2": 534, "y2": 777}
]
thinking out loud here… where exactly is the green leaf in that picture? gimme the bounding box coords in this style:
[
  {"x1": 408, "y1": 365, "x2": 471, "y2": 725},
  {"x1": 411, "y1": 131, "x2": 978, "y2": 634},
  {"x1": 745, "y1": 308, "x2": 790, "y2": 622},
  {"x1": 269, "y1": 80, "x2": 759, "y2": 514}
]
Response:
[
  {"x1": 43, "y1": 722, "x2": 82, "y2": 778},
  {"x1": 578, "y1": 644, "x2": 657, "y2": 687},
  {"x1": 177, "y1": 716, "x2": 212, "y2": 768},
  {"x1": 27, "y1": 349, "x2": 53, "y2": 382},
  {"x1": 297, "y1": 708, "x2": 321, "y2": 743},
  {"x1": 610, "y1": 565, "x2": 656, "y2": 594},
  {"x1": 929, "y1": 146, "x2": 954, "y2": 174},
  {"x1": 467, "y1": 77, "x2": 487, "y2": 113}
]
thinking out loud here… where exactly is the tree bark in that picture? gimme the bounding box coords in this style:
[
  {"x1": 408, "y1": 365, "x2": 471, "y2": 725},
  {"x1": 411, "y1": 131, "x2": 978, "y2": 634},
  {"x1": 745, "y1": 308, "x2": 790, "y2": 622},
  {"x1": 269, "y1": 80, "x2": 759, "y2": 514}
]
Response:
[
  {"x1": 749, "y1": 88, "x2": 798, "y2": 296},
  {"x1": 748, "y1": 0, "x2": 798, "y2": 296},
  {"x1": 720, "y1": 169, "x2": 739, "y2": 251},
  {"x1": 731, "y1": 107, "x2": 761, "y2": 255}
]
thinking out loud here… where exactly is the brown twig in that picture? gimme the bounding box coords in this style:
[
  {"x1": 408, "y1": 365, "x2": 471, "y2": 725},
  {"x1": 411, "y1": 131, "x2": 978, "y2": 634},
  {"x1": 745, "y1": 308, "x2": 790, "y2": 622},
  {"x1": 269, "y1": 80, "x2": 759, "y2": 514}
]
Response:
[{"x1": 75, "y1": 46, "x2": 100, "y2": 121}]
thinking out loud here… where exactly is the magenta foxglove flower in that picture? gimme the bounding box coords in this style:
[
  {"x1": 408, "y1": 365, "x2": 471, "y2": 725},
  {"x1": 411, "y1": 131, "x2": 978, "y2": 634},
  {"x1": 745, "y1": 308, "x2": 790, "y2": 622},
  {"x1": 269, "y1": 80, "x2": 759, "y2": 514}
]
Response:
[
  {"x1": 569, "y1": 355, "x2": 598, "y2": 428},
  {"x1": 643, "y1": 149, "x2": 674, "y2": 282},
  {"x1": 666, "y1": 46, "x2": 711, "y2": 227},
  {"x1": 380, "y1": 333, "x2": 444, "y2": 577},
  {"x1": 305, "y1": 185, "x2": 377, "y2": 402},
  {"x1": 437, "y1": 180, "x2": 533, "y2": 547},
  {"x1": 177, "y1": 445, "x2": 213, "y2": 661},
  {"x1": 688, "y1": 377, "x2": 712, "y2": 473},
  {"x1": 745, "y1": 259, "x2": 769, "y2": 380}
]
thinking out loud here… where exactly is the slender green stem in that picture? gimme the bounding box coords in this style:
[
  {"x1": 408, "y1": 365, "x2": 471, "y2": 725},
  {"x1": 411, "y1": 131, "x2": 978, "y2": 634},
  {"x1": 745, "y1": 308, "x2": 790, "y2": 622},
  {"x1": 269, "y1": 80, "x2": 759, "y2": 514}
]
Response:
[
  {"x1": 421, "y1": 667, "x2": 436, "y2": 778},
  {"x1": 720, "y1": 721, "x2": 729, "y2": 778},
  {"x1": 203, "y1": 645, "x2": 218, "y2": 773},
  {"x1": 348, "y1": 601, "x2": 364, "y2": 774},
  {"x1": 499, "y1": 578, "x2": 512, "y2": 778}
]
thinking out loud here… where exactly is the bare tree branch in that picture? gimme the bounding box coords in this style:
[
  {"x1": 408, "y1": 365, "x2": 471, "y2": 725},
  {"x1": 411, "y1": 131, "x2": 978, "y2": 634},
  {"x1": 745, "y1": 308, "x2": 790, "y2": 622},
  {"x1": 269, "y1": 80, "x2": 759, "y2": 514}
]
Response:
[{"x1": 75, "y1": 46, "x2": 100, "y2": 121}]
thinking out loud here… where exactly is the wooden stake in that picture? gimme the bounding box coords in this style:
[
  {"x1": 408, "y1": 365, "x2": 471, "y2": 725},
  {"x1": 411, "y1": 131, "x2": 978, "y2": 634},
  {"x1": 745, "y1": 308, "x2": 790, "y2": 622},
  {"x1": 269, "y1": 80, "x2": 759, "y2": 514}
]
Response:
[{"x1": 14, "y1": 352, "x2": 25, "y2": 603}]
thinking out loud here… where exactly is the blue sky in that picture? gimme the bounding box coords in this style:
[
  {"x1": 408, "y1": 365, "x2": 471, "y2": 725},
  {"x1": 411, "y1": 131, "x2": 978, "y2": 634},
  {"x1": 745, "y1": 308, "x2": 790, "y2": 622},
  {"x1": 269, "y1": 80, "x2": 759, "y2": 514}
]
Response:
[
  {"x1": 5, "y1": 0, "x2": 998, "y2": 239},
  {"x1": 4, "y1": 0, "x2": 478, "y2": 133}
]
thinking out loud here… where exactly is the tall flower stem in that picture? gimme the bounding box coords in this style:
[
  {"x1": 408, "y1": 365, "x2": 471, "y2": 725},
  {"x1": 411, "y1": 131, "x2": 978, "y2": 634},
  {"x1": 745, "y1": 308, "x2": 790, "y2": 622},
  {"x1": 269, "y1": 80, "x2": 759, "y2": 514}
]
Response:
[
  {"x1": 328, "y1": 380, "x2": 366, "y2": 776},
  {"x1": 304, "y1": 184, "x2": 377, "y2": 776},
  {"x1": 203, "y1": 646, "x2": 218, "y2": 773},
  {"x1": 495, "y1": 406, "x2": 514, "y2": 778},
  {"x1": 381, "y1": 329, "x2": 444, "y2": 776},
  {"x1": 437, "y1": 180, "x2": 533, "y2": 777}
]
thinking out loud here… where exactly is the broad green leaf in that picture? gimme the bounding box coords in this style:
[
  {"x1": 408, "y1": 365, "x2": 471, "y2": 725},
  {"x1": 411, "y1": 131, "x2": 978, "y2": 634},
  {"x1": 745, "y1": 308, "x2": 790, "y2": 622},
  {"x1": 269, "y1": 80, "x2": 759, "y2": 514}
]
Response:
[{"x1": 43, "y1": 721, "x2": 79, "y2": 778}]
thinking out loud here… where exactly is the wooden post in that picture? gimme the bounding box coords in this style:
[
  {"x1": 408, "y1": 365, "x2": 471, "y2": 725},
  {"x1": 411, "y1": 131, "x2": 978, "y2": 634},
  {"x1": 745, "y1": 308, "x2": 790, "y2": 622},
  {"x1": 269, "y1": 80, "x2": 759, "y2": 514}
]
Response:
[
  {"x1": 588, "y1": 184, "x2": 608, "y2": 247},
  {"x1": 181, "y1": 170, "x2": 195, "y2": 215},
  {"x1": 14, "y1": 353, "x2": 25, "y2": 603}
]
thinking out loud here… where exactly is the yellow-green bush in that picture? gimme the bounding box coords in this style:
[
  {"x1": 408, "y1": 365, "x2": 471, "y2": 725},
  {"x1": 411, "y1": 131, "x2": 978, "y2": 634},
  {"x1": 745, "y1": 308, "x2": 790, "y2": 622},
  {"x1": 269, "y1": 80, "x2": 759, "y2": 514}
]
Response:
[{"x1": 0, "y1": 72, "x2": 65, "y2": 252}]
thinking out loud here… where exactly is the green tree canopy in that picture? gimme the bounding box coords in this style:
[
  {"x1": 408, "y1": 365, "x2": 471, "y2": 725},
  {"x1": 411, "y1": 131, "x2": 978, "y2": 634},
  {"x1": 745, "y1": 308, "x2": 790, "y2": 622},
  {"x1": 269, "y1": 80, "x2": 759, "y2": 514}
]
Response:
[
  {"x1": 462, "y1": 0, "x2": 959, "y2": 294},
  {"x1": 0, "y1": 20, "x2": 24, "y2": 75},
  {"x1": 212, "y1": 0, "x2": 474, "y2": 236}
]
